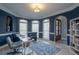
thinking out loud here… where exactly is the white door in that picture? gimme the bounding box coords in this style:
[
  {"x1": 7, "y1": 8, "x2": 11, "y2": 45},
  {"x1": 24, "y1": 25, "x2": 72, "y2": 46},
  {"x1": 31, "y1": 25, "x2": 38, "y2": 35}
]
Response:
[{"x1": 43, "y1": 19, "x2": 50, "y2": 40}]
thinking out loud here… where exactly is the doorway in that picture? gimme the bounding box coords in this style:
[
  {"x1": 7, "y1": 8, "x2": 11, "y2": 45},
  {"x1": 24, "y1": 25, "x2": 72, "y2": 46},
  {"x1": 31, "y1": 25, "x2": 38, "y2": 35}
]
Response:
[
  {"x1": 55, "y1": 19, "x2": 61, "y2": 41},
  {"x1": 55, "y1": 16, "x2": 67, "y2": 44}
]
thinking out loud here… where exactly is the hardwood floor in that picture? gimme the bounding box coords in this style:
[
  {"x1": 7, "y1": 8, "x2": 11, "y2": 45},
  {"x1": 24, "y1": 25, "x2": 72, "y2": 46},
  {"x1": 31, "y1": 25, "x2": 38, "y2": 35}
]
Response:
[
  {"x1": 0, "y1": 38, "x2": 78, "y2": 55},
  {"x1": 38, "y1": 38, "x2": 77, "y2": 55}
]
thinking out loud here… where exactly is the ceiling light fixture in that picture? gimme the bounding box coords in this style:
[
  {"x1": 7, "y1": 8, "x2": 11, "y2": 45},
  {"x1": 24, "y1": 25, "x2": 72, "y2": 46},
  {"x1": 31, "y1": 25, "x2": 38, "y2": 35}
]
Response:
[
  {"x1": 34, "y1": 5, "x2": 40, "y2": 12},
  {"x1": 32, "y1": 4, "x2": 41, "y2": 13}
]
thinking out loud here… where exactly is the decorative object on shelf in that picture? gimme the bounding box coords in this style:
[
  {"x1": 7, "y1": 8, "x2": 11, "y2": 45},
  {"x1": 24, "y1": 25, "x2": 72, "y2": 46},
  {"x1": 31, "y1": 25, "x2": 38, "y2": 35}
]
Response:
[{"x1": 6, "y1": 16, "x2": 13, "y2": 32}]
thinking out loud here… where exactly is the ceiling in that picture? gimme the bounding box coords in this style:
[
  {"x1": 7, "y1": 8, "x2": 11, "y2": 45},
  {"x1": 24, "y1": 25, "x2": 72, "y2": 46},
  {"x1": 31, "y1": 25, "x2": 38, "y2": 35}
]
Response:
[{"x1": 0, "y1": 3, "x2": 79, "y2": 19}]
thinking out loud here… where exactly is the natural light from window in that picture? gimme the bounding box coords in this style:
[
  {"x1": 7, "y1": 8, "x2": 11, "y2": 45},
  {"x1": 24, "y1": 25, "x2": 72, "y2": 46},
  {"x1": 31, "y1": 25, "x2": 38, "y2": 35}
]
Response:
[
  {"x1": 19, "y1": 19, "x2": 27, "y2": 37},
  {"x1": 32, "y1": 21, "x2": 39, "y2": 38}
]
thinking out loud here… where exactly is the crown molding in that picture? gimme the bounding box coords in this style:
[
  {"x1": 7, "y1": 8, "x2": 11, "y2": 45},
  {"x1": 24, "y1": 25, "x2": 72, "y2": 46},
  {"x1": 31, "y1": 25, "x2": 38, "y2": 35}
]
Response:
[
  {"x1": 0, "y1": 4, "x2": 18, "y2": 17},
  {"x1": 42, "y1": 4, "x2": 79, "y2": 19},
  {"x1": 0, "y1": 4, "x2": 79, "y2": 19}
]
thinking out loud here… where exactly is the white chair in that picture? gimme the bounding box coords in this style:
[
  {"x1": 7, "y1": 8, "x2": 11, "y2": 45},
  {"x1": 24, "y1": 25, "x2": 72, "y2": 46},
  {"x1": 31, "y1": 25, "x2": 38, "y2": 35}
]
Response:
[{"x1": 6, "y1": 36, "x2": 23, "y2": 54}]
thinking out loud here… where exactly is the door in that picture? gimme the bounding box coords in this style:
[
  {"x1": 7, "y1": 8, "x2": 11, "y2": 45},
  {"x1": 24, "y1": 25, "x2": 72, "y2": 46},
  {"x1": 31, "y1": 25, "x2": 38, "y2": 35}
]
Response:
[{"x1": 56, "y1": 19, "x2": 61, "y2": 41}]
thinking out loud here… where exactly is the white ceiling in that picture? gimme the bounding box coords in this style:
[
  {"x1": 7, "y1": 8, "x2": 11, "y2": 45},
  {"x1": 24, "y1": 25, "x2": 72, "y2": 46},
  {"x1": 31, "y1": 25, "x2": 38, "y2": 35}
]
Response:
[{"x1": 0, "y1": 3, "x2": 79, "y2": 19}]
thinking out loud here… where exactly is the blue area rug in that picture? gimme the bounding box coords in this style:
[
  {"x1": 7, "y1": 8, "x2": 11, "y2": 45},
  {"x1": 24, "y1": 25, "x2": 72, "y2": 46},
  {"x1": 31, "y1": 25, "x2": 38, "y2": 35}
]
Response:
[{"x1": 31, "y1": 42, "x2": 61, "y2": 55}]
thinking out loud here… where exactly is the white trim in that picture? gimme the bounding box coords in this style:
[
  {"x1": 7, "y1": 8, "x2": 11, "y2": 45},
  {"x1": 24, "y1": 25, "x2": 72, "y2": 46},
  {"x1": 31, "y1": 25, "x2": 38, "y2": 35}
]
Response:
[
  {"x1": 70, "y1": 17, "x2": 79, "y2": 46},
  {"x1": 0, "y1": 32, "x2": 18, "y2": 36},
  {"x1": 70, "y1": 17, "x2": 79, "y2": 21},
  {"x1": 44, "y1": 4, "x2": 79, "y2": 19},
  {"x1": 0, "y1": 4, "x2": 79, "y2": 19},
  {"x1": 49, "y1": 33, "x2": 55, "y2": 34},
  {"x1": 0, "y1": 4, "x2": 17, "y2": 17},
  {"x1": 54, "y1": 16, "x2": 68, "y2": 42},
  {"x1": 67, "y1": 34, "x2": 71, "y2": 36},
  {"x1": 39, "y1": 32, "x2": 42, "y2": 33},
  {"x1": 27, "y1": 32, "x2": 33, "y2": 33},
  {"x1": 54, "y1": 19, "x2": 56, "y2": 42}
]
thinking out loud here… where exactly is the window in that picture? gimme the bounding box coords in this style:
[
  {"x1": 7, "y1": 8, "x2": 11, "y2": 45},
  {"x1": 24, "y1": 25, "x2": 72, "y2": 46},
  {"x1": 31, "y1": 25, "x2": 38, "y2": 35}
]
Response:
[
  {"x1": 43, "y1": 19, "x2": 50, "y2": 40},
  {"x1": 32, "y1": 21, "x2": 39, "y2": 38},
  {"x1": 19, "y1": 19, "x2": 27, "y2": 37}
]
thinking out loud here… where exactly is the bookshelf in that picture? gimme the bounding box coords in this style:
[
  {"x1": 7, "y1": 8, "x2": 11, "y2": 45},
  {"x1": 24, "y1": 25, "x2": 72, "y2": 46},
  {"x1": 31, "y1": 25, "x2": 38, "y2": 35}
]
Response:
[{"x1": 70, "y1": 17, "x2": 79, "y2": 52}]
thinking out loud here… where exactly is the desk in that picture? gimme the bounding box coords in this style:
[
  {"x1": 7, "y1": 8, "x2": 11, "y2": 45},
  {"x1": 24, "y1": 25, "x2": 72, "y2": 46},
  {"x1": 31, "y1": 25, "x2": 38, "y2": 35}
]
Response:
[
  {"x1": 20, "y1": 37, "x2": 32, "y2": 55},
  {"x1": 16, "y1": 34, "x2": 33, "y2": 55}
]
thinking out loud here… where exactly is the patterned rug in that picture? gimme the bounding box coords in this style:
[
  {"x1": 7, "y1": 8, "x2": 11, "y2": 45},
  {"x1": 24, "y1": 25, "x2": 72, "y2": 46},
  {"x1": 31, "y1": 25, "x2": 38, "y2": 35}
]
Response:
[{"x1": 31, "y1": 41, "x2": 61, "y2": 55}]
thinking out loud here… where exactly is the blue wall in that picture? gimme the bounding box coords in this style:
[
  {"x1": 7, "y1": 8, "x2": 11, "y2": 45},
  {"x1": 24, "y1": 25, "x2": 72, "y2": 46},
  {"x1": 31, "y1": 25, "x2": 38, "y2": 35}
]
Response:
[
  {"x1": 43, "y1": 6, "x2": 79, "y2": 45},
  {"x1": 0, "y1": 9, "x2": 19, "y2": 33},
  {"x1": 1, "y1": 6, "x2": 79, "y2": 46},
  {"x1": 27, "y1": 20, "x2": 32, "y2": 32},
  {"x1": 49, "y1": 17, "x2": 55, "y2": 41},
  {"x1": 27, "y1": 20, "x2": 32, "y2": 37},
  {"x1": 39, "y1": 20, "x2": 43, "y2": 38},
  {"x1": 28, "y1": 7, "x2": 79, "y2": 44}
]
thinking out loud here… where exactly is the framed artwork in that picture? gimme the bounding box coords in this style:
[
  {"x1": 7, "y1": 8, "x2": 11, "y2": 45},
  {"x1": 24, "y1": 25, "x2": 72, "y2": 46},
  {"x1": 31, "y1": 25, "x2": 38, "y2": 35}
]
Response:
[{"x1": 6, "y1": 16, "x2": 13, "y2": 32}]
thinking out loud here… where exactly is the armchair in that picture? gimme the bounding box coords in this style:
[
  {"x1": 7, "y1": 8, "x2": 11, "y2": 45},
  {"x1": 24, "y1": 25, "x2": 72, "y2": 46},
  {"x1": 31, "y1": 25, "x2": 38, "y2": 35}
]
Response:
[{"x1": 6, "y1": 36, "x2": 23, "y2": 54}]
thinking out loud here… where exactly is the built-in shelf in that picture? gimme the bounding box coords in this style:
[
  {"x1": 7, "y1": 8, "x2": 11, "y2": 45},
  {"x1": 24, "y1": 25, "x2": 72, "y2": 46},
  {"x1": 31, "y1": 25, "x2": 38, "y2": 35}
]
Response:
[
  {"x1": 70, "y1": 18, "x2": 79, "y2": 52},
  {"x1": 72, "y1": 47, "x2": 79, "y2": 52}
]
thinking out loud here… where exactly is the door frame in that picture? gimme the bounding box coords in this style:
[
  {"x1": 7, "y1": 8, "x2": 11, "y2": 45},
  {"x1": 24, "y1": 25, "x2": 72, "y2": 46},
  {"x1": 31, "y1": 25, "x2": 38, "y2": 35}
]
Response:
[
  {"x1": 55, "y1": 19, "x2": 62, "y2": 41},
  {"x1": 54, "y1": 16, "x2": 67, "y2": 43}
]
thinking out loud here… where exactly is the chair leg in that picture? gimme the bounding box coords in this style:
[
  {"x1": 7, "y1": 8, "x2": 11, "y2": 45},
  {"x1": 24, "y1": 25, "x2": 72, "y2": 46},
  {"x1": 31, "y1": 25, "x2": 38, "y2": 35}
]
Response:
[{"x1": 13, "y1": 49, "x2": 17, "y2": 52}]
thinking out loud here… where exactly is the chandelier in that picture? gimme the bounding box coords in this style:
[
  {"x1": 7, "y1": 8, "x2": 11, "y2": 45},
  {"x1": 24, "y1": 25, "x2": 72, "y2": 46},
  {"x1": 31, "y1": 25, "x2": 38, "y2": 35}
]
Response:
[
  {"x1": 32, "y1": 4, "x2": 41, "y2": 13},
  {"x1": 33, "y1": 5, "x2": 40, "y2": 12}
]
